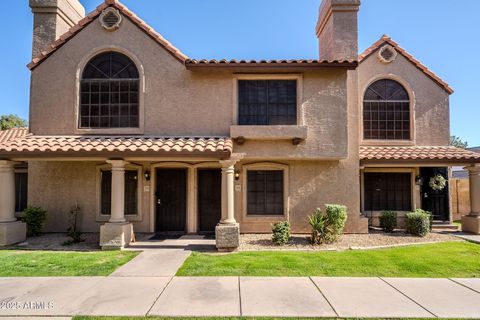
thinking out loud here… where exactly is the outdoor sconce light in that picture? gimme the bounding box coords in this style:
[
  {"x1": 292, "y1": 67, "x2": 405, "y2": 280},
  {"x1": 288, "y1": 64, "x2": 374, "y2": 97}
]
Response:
[
  {"x1": 235, "y1": 171, "x2": 241, "y2": 180},
  {"x1": 415, "y1": 175, "x2": 424, "y2": 186},
  {"x1": 144, "y1": 170, "x2": 151, "y2": 181}
]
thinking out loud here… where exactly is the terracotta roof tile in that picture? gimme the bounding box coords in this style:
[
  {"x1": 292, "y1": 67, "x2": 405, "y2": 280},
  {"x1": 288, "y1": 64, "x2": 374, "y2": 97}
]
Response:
[
  {"x1": 359, "y1": 35, "x2": 453, "y2": 94},
  {"x1": 0, "y1": 135, "x2": 232, "y2": 156},
  {"x1": 360, "y1": 146, "x2": 480, "y2": 163},
  {"x1": 186, "y1": 59, "x2": 356, "y2": 66},
  {"x1": 28, "y1": 0, "x2": 188, "y2": 70},
  {"x1": 0, "y1": 128, "x2": 29, "y2": 144}
]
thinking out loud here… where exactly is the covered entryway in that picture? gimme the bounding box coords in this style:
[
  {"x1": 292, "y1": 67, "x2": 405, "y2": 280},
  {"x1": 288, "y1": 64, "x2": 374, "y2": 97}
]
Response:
[
  {"x1": 360, "y1": 145, "x2": 480, "y2": 232},
  {"x1": 420, "y1": 167, "x2": 449, "y2": 221},
  {"x1": 197, "y1": 169, "x2": 222, "y2": 233},
  {"x1": 156, "y1": 169, "x2": 188, "y2": 233}
]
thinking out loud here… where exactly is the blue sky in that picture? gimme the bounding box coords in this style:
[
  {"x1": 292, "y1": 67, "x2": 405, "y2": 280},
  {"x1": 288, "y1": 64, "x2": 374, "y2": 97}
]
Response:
[{"x1": 1, "y1": 0, "x2": 479, "y2": 146}]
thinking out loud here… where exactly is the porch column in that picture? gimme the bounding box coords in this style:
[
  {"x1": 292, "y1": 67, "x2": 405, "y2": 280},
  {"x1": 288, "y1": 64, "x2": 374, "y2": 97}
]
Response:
[
  {"x1": 220, "y1": 160, "x2": 236, "y2": 225},
  {"x1": 216, "y1": 154, "x2": 244, "y2": 252},
  {"x1": 108, "y1": 160, "x2": 127, "y2": 223},
  {"x1": 462, "y1": 164, "x2": 480, "y2": 234},
  {"x1": 99, "y1": 160, "x2": 132, "y2": 250},
  {"x1": 0, "y1": 161, "x2": 26, "y2": 246}
]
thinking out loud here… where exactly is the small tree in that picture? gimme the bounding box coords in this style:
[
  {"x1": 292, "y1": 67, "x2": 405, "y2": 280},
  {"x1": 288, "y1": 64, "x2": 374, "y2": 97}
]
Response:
[
  {"x1": 0, "y1": 114, "x2": 28, "y2": 130},
  {"x1": 63, "y1": 202, "x2": 85, "y2": 246},
  {"x1": 450, "y1": 135, "x2": 468, "y2": 149}
]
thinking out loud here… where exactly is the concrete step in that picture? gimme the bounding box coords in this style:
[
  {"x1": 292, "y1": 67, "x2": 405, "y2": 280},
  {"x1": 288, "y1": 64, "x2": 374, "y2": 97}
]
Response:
[{"x1": 432, "y1": 223, "x2": 459, "y2": 231}]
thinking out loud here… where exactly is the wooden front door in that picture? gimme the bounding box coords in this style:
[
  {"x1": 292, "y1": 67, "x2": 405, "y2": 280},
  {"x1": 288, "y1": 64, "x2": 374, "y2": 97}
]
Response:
[
  {"x1": 197, "y1": 169, "x2": 222, "y2": 233},
  {"x1": 156, "y1": 169, "x2": 187, "y2": 233},
  {"x1": 420, "y1": 167, "x2": 449, "y2": 221}
]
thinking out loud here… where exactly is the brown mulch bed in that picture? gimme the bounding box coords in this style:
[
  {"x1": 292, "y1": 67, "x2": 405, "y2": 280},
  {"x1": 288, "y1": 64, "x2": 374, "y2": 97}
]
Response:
[{"x1": 240, "y1": 230, "x2": 459, "y2": 251}]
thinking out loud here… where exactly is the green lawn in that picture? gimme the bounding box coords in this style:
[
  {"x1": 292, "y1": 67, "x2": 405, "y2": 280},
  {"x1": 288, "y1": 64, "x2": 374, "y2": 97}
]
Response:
[
  {"x1": 0, "y1": 250, "x2": 139, "y2": 276},
  {"x1": 177, "y1": 241, "x2": 480, "y2": 277}
]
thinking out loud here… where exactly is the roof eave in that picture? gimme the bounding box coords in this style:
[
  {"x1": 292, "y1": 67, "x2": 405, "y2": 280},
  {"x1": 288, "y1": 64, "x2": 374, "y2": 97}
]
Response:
[{"x1": 185, "y1": 62, "x2": 358, "y2": 72}]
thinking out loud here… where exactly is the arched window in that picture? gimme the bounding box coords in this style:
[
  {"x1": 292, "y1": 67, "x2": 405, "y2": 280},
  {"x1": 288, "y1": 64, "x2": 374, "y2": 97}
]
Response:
[
  {"x1": 363, "y1": 79, "x2": 410, "y2": 140},
  {"x1": 80, "y1": 52, "x2": 139, "y2": 129}
]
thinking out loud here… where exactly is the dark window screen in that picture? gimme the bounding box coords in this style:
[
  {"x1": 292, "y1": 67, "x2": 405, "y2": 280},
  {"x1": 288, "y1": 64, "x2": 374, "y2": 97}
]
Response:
[
  {"x1": 101, "y1": 170, "x2": 138, "y2": 215},
  {"x1": 363, "y1": 79, "x2": 410, "y2": 140},
  {"x1": 80, "y1": 52, "x2": 139, "y2": 129},
  {"x1": 238, "y1": 80, "x2": 297, "y2": 125},
  {"x1": 364, "y1": 172, "x2": 412, "y2": 211},
  {"x1": 247, "y1": 170, "x2": 284, "y2": 215},
  {"x1": 15, "y1": 172, "x2": 28, "y2": 212}
]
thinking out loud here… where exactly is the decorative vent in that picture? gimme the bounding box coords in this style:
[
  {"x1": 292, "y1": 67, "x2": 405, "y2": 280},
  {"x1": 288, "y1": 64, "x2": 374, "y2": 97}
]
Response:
[
  {"x1": 377, "y1": 44, "x2": 397, "y2": 64},
  {"x1": 100, "y1": 8, "x2": 122, "y2": 31}
]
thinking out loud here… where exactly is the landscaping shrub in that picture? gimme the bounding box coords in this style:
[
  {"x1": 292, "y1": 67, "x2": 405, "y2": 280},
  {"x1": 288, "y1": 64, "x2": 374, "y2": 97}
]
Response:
[
  {"x1": 272, "y1": 221, "x2": 291, "y2": 245},
  {"x1": 63, "y1": 203, "x2": 85, "y2": 246},
  {"x1": 308, "y1": 204, "x2": 347, "y2": 244},
  {"x1": 406, "y1": 209, "x2": 431, "y2": 237},
  {"x1": 21, "y1": 206, "x2": 47, "y2": 237},
  {"x1": 379, "y1": 210, "x2": 397, "y2": 233}
]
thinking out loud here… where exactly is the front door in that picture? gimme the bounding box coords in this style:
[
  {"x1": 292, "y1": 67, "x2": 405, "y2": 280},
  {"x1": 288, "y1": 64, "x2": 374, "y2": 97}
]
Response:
[
  {"x1": 156, "y1": 169, "x2": 187, "y2": 233},
  {"x1": 197, "y1": 169, "x2": 222, "y2": 233},
  {"x1": 420, "y1": 167, "x2": 449, "y2": 221}
]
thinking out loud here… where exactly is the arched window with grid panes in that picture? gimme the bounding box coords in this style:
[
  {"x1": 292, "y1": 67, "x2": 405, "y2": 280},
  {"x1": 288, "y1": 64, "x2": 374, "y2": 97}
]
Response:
[
  {"x1": 363, "y1": 79, "x2": 410, "y2": 140},
  {"x1": 80, "y1": 52, "x2": 139, "y2": 128}
]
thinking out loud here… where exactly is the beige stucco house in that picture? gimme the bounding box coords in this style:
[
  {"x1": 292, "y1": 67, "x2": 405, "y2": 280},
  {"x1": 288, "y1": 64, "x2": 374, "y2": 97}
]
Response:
[{"x1": 0, "y1": 0, "x2": 479, "y2": 249}]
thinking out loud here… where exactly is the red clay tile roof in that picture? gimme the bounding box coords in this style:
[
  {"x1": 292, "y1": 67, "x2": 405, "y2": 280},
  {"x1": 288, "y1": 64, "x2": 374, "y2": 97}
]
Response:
[
  {"x1": 28, "y1": 0, "x2": 358, "y2": 71},
  {"x1": 360, "y1": 146, "x2": 480, "y2": 163},
  {"x1": 359, "y1": 35, "x2": 453, "y2": 94},
  {"x1": 186, "y1": 59, "x2": 357, "y2": 69},
  {"x1": 0, "y1": 128, "x2": 29, "y2": 144},
  {"x1": 0, "y1": 135, "x2": 232, "y2": 157},
  {"x1": 28, "y1": 0, "x2": 189, "y2": 70}
]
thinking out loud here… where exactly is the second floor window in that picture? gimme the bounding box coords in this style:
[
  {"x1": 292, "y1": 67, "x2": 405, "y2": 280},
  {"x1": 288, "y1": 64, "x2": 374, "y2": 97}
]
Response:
[
  {"x1": 80, "y1": 52, "x2": 139, "y2": 129},
  {"x1": 238, "y1": 80, "x2": 297, "y2": 125},
  {"x1": 363, "y1": 79, "x2": 410, "y2": 140}
]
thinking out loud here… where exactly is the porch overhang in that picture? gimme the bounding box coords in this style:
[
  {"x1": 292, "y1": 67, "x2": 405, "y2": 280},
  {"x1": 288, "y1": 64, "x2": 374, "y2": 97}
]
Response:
[
  {"x1": 360, "y1": 146, "x2": 480, "y2": 166},
  {"x1": 0, "y1": 133, "x2": 233, "y2": 160}
]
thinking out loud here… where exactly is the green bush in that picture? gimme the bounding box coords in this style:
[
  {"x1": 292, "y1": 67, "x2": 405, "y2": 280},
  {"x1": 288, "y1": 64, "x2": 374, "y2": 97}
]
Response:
[
  {"x1": 308, "y1": 204, "x2": 348, "y2": 245},
  {"x1": 379, "y1": 210, "x2": 397, "y2": 233},
  {"x1": 272, "y1": 221, "x2": 291, "y2": 245},
  {"x1": 21, "y1": 206, "x2": 47, "y2": 237},
  {"x1": 406, "y1": 209, "x2": 431, "y2": 237}
]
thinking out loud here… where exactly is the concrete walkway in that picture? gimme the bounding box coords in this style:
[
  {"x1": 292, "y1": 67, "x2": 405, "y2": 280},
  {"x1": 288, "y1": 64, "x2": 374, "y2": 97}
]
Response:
[
  {"x1": 1, "y1": 276, "x2": 480, "y2": 318},
  {"x1": 453, "y1": 232, "x2": 480, "y2": 244}
]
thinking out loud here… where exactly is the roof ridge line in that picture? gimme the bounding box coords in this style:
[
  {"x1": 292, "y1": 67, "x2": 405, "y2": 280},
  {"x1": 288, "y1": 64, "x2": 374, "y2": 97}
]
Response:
[
  {"x1": 28, "y1": 0, "x2": 188, "y2": 70},
  {"x1": 358, "y1": 35, "x2": 453, "y2": 94}
]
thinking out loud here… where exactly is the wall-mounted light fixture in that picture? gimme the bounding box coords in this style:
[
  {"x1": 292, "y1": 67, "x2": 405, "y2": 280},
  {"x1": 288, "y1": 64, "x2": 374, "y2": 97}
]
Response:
[
  {"x1": 144, "y1": 170, "x2": 151, "y2": 181},
  {"x1": 415, "y1": 175, "x2": 424, "y2": 186},
  {"x1": 235, "y1": 171, "x2": 241, "y2": 180}
]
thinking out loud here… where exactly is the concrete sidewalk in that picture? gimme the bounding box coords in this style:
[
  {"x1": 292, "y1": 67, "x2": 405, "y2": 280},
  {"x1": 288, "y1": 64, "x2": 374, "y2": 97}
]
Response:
[{"x1": 1, "y1": 276, "x2": 480, "y2": 318}]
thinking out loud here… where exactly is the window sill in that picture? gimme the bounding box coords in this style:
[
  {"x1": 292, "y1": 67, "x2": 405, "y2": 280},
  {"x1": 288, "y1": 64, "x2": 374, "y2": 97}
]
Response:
[
  {"x1": 360, "y1": 139, "x2": 415, "y2": 146},
  {"x1": 231, "y1": 125, "x2": 308, "y2": 140},
  {"x1": 243, "y1": 214, "x2": 287, "y2": 222},
  {"x1": 75, "y1": 128, "x2": 144, "y2": 135}
]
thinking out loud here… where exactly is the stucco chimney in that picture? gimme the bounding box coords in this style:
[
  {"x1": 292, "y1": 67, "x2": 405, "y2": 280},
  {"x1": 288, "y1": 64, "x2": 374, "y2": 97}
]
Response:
[
  {"x1": 29, "y1": 0, "x2": 85, "y2": 58},
  {"x1": 315, "y1": 0, "x2": 360, "y2": 60}
]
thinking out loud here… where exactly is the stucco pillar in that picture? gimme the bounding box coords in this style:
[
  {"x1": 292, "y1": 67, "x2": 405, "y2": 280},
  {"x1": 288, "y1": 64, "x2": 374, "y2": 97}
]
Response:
[
  {"x1": 0, "y1": 161, "x2": 26, "y2": 246},
  {"x1": 99, "y1": 160, "x2": 132, "y2": 250},
  {"x1": 462, "y1": 164, "x2": 480, "y2": 234},
  {"x1": 216, "y1": 154, "x2": 244, "y2": 252},
  {"x1": 220, "y1": 160, "x2": 236, "y2": 225},
  {"x1": 108, "y1": 160, "x2": 127, "y2": 223}
]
